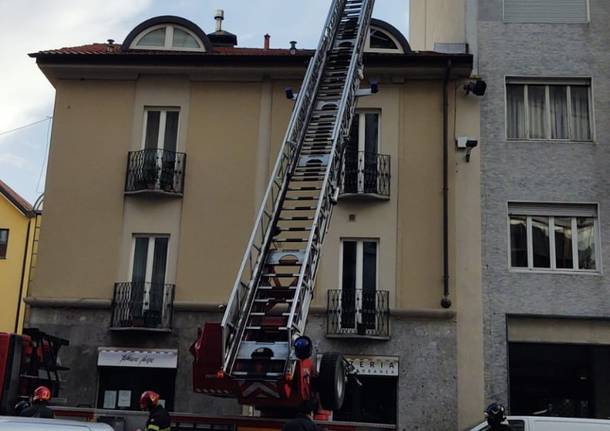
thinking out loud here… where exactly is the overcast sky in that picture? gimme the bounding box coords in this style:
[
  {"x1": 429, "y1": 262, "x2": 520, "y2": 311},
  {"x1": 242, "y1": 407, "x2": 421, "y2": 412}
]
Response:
[{"x1": 0, "y1": 0, "x2": 409, "y2": 203}]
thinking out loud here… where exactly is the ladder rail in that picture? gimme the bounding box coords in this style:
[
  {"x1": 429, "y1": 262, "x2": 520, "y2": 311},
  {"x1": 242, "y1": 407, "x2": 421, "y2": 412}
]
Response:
[
  {"x1": 285, "y1": 0, "x2": 376, "y2": 347},
  {"x1": 220, "y1": 0, "x2": 349, "y2": 373}
]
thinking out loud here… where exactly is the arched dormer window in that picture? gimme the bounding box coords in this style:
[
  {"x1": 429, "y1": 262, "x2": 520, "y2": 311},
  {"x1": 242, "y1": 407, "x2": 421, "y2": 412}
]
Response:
[
  {"x1": 365, "y1": 19, "x2": 411, "y2": 54},
  {"x1": 122, "y1": 16, "x2": 213, "y2": 53}
]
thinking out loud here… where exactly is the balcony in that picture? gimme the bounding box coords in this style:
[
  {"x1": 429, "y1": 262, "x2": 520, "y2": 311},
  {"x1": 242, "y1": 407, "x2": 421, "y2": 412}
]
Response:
[
  {"x1": 110, "y1": 282, "x2": 175, "y2": 331},
  {"x1": 340, "y1": 151, "x2": 390, "y2": 199},
  {"x1": 327, "y1": 289, "x2": 390, "y2": 339},
  {"x1": 125, "y1": 149, "x2": 186, "y2": 196}
]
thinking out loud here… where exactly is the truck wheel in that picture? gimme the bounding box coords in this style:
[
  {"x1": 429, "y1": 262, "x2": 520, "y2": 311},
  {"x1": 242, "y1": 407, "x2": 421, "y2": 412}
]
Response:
[{"x1": 318, "y1": 352, "x2": 346, "y2": 411}]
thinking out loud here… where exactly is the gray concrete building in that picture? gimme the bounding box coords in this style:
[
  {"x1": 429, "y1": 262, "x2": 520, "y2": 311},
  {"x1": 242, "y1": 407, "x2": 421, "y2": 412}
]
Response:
[{"x1": 412, "y1": 0, "x2": 610, "y2": 421}]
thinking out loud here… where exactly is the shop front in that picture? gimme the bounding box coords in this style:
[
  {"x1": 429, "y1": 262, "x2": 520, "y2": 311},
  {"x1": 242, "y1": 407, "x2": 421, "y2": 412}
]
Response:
[{"x1": 97, "y1": 347, "x2": 177, "y2": 411}]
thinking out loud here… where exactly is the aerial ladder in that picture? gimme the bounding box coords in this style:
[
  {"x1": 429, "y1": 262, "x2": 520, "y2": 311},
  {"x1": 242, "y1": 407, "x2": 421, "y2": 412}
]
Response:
[{"x1": 191, "y1": 0, "x2": 376, "y2": 414}]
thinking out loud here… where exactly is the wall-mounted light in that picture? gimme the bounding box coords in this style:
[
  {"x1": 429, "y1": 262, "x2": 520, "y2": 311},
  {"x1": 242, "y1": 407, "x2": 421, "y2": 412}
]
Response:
[{"x1": 464, "y1": 79, "x2": 487, "y2": 96}]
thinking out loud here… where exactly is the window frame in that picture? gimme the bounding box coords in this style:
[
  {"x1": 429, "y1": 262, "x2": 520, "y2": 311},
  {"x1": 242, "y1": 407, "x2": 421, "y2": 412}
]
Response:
[
  {"x1": 128, "y1": 234, "x2": 170, "y2": 284},
  {"x1": 507, "y1": 203, "x2": 601, "y2": 274},
  {"x1": 0, "y1": 228, "x2": 8, "y2": 259},
  {"x1": 364, "y1": 27, "x2": 404, "y2": 54},
  {"x1": 505, "y1": 77, "x2": 594, "y2": 142},
  {"x1": 503, "y1": 0, "x2": 590, "y2": 24},
  {"x1": 131, "y1": 24, "x2": 205, "y2": 52},
  {"x1": 339, "y1": 238, "x2": 380, "y2": 292},
  {"x1": 141, "y1": 107, "x2": 180, "y2": 151}
]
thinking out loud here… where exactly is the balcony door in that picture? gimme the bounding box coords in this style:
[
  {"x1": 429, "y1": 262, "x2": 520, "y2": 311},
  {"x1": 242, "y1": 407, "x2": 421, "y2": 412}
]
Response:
[
  {"x1": 130, "y1": 235, "x2": 169, "y2": 326},
  {"x1": 340, "y1": 239, "x2": 378, "y2": 333},
  {"x1": 142, "y1": 108, "x2": 179, "y2": 191},
  {"x1": 344, "y1": 111, "x2": 380, "y2": 194}
]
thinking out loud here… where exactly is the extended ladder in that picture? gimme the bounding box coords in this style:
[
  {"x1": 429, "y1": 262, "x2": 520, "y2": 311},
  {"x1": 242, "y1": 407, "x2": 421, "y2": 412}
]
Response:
[{"x1": 221, "y1": 0, "x2": 375, "y2": 382}]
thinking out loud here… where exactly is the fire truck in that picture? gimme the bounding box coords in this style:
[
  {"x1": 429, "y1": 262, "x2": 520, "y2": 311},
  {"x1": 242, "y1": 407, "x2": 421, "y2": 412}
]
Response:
[
  {"x1": 191, "y1": 0, "x2": 376, "y2": 417},
  {"x1": 0, "y1": 328, "x2": 69, "y2": 414}
]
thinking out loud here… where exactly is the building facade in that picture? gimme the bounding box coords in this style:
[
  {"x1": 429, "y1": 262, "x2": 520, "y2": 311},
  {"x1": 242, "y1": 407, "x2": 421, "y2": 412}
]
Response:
[
  {"x1": 411, "y1": 0, "x2": 610, "y2": 423},
  {"x1": 27, "y1": 10, "x2": 482, "y2": 430},
  {"x1": 0, "y1": 179, "x2": 37, "y2": 334}
]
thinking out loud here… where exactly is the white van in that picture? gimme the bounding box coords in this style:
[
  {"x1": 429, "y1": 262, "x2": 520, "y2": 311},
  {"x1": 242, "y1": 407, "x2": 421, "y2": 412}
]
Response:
[
  {"x1": 471, "y1": 415, "x2": 610, "y2": 430},
  {"x1": 0, "y1": 416, "x2": 113, "y2": 430}
]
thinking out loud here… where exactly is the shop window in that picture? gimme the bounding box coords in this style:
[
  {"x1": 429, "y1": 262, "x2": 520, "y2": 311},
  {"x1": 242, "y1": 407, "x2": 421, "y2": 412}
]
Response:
[
  {"x1": 98, "y1": 367, "x2": 176, "y2": 410},
  {"x1": 334, "y1": 375, "x2": 397, "y2": 424}
]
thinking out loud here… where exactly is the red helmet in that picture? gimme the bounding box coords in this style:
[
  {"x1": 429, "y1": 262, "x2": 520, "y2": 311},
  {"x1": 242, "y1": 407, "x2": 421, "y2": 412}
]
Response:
[
  {"x1": 33, "y1": 386, "x2": 52, "y2": 402},
  {"x1": 139, "y1": 390, "x2": 160, "y2": 410}
]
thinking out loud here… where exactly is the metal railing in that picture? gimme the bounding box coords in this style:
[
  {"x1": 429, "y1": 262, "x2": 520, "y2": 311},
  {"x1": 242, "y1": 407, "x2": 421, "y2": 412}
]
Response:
[
  {"x1": 125, "y1": 149, "x2": 186, "y2": 195},
  {"x1": 327, "y1": 289, "x2": 390, "y2": 338},
  {"x1": 110, "y1": 282, "x2": 175, "y2": 330},
  {"x1": 340, "y1": 151, "x2": 391, "y2": 197}
]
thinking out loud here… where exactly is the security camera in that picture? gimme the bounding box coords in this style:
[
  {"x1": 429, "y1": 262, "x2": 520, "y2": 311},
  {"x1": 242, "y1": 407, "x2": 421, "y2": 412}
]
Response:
[{"x1": 456, "y1": 137, "x2": 479, "y2": 162}]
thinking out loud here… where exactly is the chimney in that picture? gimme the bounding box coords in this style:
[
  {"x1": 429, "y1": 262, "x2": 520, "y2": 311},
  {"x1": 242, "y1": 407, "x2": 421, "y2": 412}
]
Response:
[
  {"x1": 215, "y1": 9, "x2": 224, "y2": 32},
  {"x1": 264, "y1": 34, "x2": 270, "y2": 50},
  {"x1": 106, "y1": 39, "x2": 115, "y2": 53},
  {"x1": 289, "y1": 41, "x2": 297, "y2": 55}
]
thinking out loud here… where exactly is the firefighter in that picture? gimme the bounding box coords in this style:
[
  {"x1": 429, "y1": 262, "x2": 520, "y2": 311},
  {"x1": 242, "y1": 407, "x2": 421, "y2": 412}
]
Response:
[
  {"x1": 19, "y1": 386, "x2": 55, "y2": 418},
  {"x1": 485, "y1": 402, "x2": 513, "y2": 431},
  {"x1": 13, "y1": 400, "x2": 31, "y2": 416},
  {"x1": 281, "y1": 398, "x2": 318, "y2": 431},
  {"x1": 138, "y1": 390, "x2": 171, "y2": 431}
]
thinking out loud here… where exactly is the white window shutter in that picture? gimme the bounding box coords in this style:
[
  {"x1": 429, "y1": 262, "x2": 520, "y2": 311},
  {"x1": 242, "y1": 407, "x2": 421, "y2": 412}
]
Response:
[{"x1": 504, "y1": 0, "x2": 589, "y2": 23}]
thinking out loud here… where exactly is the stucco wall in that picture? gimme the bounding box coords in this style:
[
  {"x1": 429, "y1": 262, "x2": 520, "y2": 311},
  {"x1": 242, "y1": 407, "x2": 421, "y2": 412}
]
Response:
[{"x1": 478, "y1": 0, "x2": 610, "y2": 406}]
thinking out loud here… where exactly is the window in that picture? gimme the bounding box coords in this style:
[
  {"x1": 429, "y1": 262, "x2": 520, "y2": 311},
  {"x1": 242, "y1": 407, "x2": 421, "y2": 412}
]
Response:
[
  {"x1": 0, "y1": 229, "x2": 8, "y2": 259},
  {"x1": 481, "y1": 420, "x2": 525, "y2": 431},
  {"x1": 132, "y1": 24, "x2": 204, "y2": 51},
  {"x1": 129, "y1": 235, "x2": 169, "y2": 326},
  {"x1": 504, "y1": 0, "x2": 589, "y2": 23},
  {"x1": 344, "y1": 111, "x2": 380, "y2": 194},
  {"x1": 143, "y1": 108, "x2": 179, "y2": 152},
  {"x1": 506, "y1": 78, "x2": 592, "y2": 141},
  {"x1": 364, "y1": 27, "x2": 404, "y2": 53},
  {"x1": 340, "y1": 239, "x2": 378, "y2": 330},
  {"x1": 509, "y1": 204, "x2": 598, "y2": 271}
]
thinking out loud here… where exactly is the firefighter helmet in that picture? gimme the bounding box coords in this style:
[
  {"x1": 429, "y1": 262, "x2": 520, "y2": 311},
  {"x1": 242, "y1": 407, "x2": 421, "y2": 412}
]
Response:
[
  {"x1": 139, "y1": 390, "x2": 160, "y2": 410},
  {"x1": 485, "y1": 402, "x2": 507, "y2": 426},
  {"x1": 33, "y1": 386, "x2": 52, "y2": 402}
]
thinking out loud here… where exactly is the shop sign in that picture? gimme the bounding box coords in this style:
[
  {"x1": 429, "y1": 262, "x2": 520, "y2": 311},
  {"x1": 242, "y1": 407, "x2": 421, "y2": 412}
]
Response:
[
  {"x1": 344, "y1": 355, "x2": 399, "y2": 376},
  {"x1": 97, "y1": 348, "x2": 178, "y2": 368}
]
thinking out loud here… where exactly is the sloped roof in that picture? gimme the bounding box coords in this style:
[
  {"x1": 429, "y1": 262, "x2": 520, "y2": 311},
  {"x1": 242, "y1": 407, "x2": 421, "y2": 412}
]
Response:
[{"x1": 0, "y1": 179, "x2": 33, "y2": 217}]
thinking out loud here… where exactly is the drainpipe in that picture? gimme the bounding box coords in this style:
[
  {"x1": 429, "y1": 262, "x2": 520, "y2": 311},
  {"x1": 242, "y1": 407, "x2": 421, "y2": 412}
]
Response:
[
  {"x1": 15, "y1": 214, "x2": 33, "y2": 333},
  {"x1": 441, "y1": 60, "x2": 452, "y2": 309}
]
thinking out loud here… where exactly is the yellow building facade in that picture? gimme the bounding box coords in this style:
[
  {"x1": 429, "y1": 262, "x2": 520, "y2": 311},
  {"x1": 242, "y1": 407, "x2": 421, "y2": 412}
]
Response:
[{"x1": 0, "y1": 180, "x2": 37, "y2": 334}]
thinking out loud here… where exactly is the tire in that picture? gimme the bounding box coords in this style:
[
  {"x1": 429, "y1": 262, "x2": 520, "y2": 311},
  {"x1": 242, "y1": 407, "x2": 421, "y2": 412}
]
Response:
[{"x1": 317, "y1": 352, "x2": 346, "y2": 411}]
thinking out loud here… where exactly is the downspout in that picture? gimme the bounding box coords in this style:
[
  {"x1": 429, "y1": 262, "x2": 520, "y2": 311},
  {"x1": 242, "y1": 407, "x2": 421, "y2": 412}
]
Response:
[
  {"x1": 441, "y1": 60, "x2": 452, "y2": 309},
  {"x1": 15, "y1": 214, "x2": 33, "y2": 333}
]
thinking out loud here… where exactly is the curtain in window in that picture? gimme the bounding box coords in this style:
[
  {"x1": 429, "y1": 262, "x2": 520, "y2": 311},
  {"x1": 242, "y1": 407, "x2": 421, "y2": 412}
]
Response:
[
  {"x1": 362, "y1": 242, "x2": 377, "y2": 330},
  {"x1": 571, "y1": 86, "x2": 591, "y2": 141},
  {"x1": 577, "y1": 218, "x2": 596, "y2": 269},
  {"x1": 549, "y1": 86, "x2": 568, "y2": 139},
  {"x1": 528, "y1": 86, "x2": 547, "y2": 139},
  {"x1": 507, "y1": 85, "x2": 526, "y2": 139},
  {"x1": 364, "y1": 114, "x2": 379, "y2": 193},
  {"x1": 130, "y1": 238, "x2": 149, "y2": 320}
]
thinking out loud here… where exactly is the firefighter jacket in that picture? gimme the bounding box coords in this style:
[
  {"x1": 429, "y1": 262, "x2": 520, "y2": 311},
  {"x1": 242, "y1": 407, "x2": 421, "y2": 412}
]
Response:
[{"x1": 145, "y1": 404, "x2": 171, "y2": 431}]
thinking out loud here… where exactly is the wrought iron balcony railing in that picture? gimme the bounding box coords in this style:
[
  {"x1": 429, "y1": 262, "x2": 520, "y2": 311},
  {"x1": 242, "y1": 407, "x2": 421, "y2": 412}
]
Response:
[
  {"x1": 110, "y1": 282, "x2": 175, "y2": 330},
  {"x1": 125, "y1": 149, "x2": 186, "y2": 195},
  {"x1": 340, "y1": 151, "x2": 390, "y2": 199},
  {"x1": 327, "y1": 289, "x2": 390, "y2": 339}
]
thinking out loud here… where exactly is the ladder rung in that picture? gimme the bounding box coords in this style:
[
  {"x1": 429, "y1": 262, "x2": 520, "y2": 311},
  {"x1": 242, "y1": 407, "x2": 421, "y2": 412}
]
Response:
[
  {"x1": 272, "y1": 238, "x2": 308, "y2": 243},
  {"x1": 283, "y1": 196, "x2": 318, "y2": 201},
  {"x1": 278, "y1": 216, "x2": 315, "y2": 221}
]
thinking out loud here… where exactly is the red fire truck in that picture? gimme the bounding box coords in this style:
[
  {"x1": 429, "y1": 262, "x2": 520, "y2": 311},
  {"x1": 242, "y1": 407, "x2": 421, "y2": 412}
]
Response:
[{"x1": 0, "y1": 328, "x2": 69, "y2": 415}]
